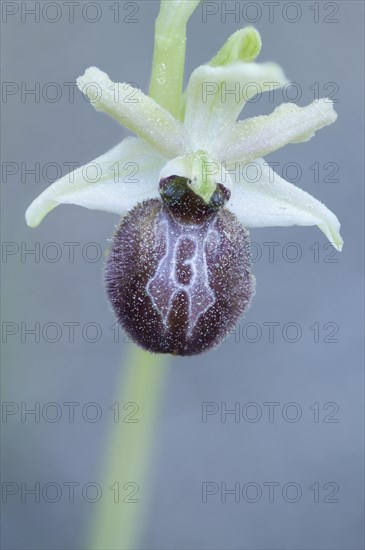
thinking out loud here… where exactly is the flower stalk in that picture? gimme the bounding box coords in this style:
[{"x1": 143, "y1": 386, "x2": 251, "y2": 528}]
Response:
[
  {"x1": 149, "y1": 0, "x2": 201, "y2": 119},
  {"x1": 88, "y1": 347, "x2": 169, "y2": 549}
]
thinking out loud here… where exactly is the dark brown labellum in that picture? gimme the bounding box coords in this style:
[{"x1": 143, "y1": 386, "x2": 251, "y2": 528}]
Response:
[{"x1": 105, "y1": 176, "x2": 255, "y2": 356}]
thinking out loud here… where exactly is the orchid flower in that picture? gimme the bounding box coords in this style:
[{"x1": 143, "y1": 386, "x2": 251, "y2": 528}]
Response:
[{"x1": 25, "y1": 0, "x2": 342, "y2": 356}]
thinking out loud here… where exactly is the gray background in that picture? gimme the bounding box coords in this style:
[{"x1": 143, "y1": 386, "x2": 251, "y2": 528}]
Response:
[{"x1": 1, "y1": 1, "x2": 364, "y2": 549}]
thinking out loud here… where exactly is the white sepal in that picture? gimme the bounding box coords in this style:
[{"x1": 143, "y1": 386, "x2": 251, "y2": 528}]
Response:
[
  {"x1": 227, "y1": 158, "x2": 343, "y2": 250},
  {"x1": 25, "y1": 138, "x2": 165, "y2": 227}
]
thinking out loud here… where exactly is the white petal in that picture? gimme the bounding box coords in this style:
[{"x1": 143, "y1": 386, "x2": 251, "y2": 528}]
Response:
[
  {"x1": 184, "y1": 62, "x2": 288, "y2": 150},
  {"x1": 77, "y1": 67, "x2": 191, "y2": 159},
  {"x1": 25, "y1": 138, "x2": 165, "y2": 227},
  {"x1": 227, "y1": 159, "x2": 343, "y2": 250},
  {"x1": 214, "y1": 99, "x2": 337, "y2": 164}
]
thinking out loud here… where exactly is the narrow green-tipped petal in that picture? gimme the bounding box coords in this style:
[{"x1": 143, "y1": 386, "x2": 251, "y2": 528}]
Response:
[
  {"x1": 159, "y1": 151, "x2": 233, "y2": 204},
  {"x1": 213, "y1": 99, "x2": 338, "y2": 164},
  {"x1": 77, "y1": 67, "x2": 191, "y2": 159},
  {"x1": 25, "y1": 138, "x2": 165, "y2": 227},
  {"x1": 149, "y1": 0, "x2": 201, "y2": 119},
  {"x1": 209, "y1": 27, "x2": 262, "y2": 67},
  {"x1": 227, "y1": 158, "x2": 343, "y2": 250},
  {"x1": 184, "y1": 62, "x2": 288, "y2": 150}
]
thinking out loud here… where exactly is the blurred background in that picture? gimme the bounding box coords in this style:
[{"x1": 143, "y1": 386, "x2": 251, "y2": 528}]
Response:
[{"x1": 1, "y1": 1, "x2": 364, "y2": 548}]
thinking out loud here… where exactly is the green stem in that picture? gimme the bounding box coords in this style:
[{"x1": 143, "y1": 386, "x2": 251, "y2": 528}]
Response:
[
  {"x1": 149, "y1": 0, "x2": 201, "y2": 119},
  {"x1": 88, "y1": 347, "x2": 169, "y2": 550}
]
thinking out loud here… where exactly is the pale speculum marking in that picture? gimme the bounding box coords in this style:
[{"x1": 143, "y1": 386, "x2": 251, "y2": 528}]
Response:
[{"x1": 146, "y1": 209, "x2": 219, "y2": 335}]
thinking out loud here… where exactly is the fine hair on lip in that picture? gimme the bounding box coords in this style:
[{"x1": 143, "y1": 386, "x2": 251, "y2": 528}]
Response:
[{"x1": 105, "y1": 196, "x2": 255, "y2": 356}]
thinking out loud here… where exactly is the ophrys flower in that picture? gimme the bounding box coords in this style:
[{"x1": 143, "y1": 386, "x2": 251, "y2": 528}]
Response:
[{"x1": 26, "y1": 0, "x2": 342, "y2": 355}]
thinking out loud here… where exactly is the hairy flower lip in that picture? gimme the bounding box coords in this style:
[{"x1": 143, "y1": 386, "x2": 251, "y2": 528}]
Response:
[{"x1": 105, "y1": 198, "x2": 255, "y2": 355}]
